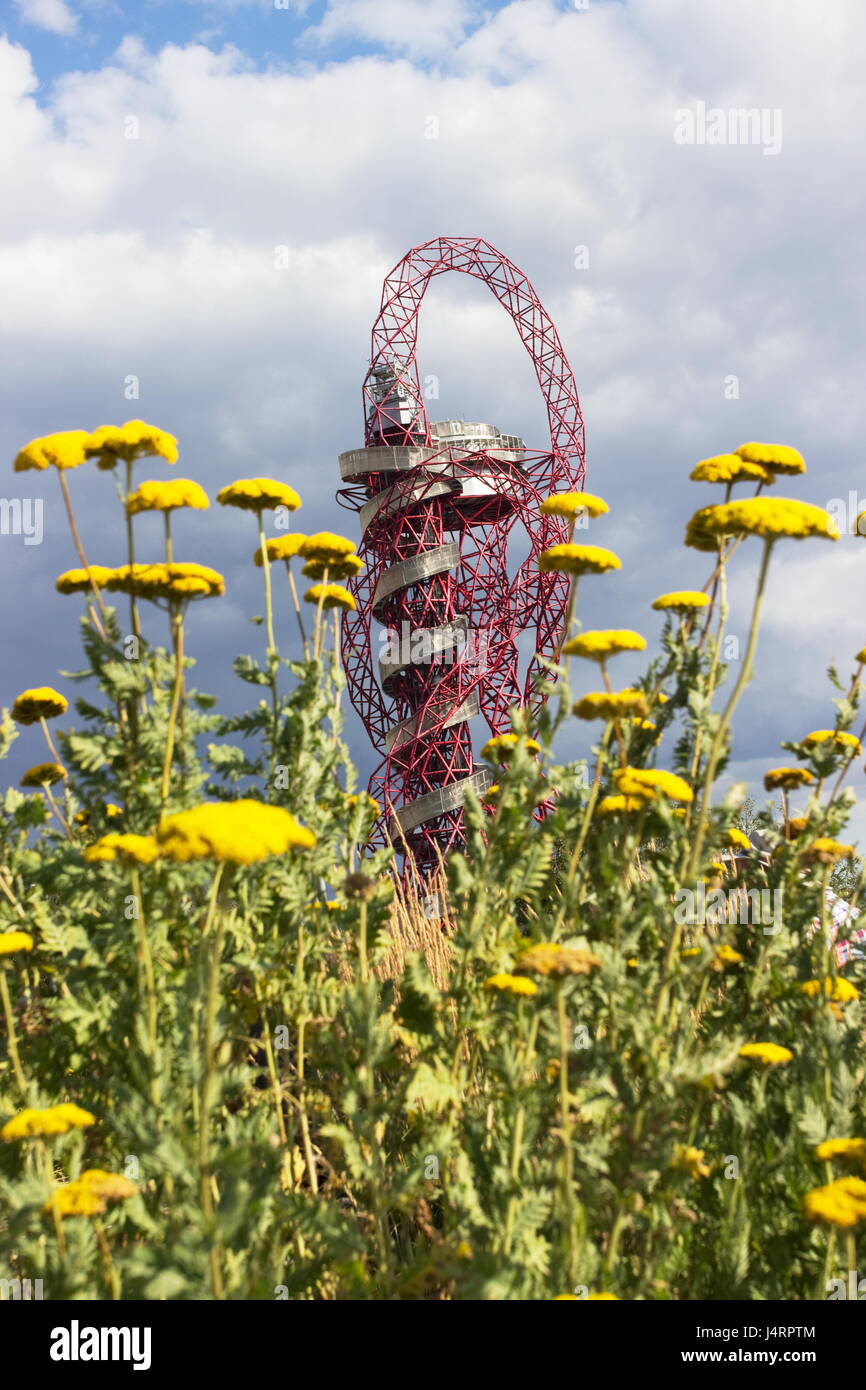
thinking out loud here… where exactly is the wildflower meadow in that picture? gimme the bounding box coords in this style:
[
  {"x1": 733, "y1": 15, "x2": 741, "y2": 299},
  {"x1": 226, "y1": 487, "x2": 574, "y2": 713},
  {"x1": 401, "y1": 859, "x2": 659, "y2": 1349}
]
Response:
[{"x1": 1, "y1": 425, "x2": 865, "y2": 1302}]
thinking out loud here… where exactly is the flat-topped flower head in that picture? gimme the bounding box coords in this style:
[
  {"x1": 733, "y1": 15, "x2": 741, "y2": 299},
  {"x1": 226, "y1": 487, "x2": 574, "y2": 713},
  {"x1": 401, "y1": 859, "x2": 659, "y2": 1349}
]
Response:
[
  {"x1": 484, "y1": 973, "x2": 539, "y2": 997},
  {"x1": 596, "y1": 794, "x2": 650, "y2": 816},
  {"x1": 84, "y1": 833, "x2": 160, "y2": 865},
  {"x1": 801, "y1": 976, "x2": 859, "y2": 1003},
  {"x1": 735, "y1": 442, "x2": 806, "y2": 476},
  {"x1": 126, "y1": 478, "x2": 209, "y2": 515},
  {"x1": 217, "y1": 478, "x2": 300, "y2": 512},
  {"x1": 14, "y1": 430, "x2": 90, "y2": 472},
  {"x1": 254, "y1": 534, "x2": 308, "y2": 566},
  {"x1": 815, "y1": 1138, "x2": 866, "y2": 1166},
  {"x1": 0, "y1": 931, "x2": 34, "y2": 956},
  {"x1": 105, "y1": 562, "x2": 224, "y2": 602},
  {"x1": 514, "y1": 942, "x2": 601, "y2": 978},
  {"x1": 20, "y1": 762, "x2": 67, "y2": 788},
  {"x1": 802, "y1": 837, "x2": 855, "y2": 864},
  {"x1": 573, "y1": 689, "x2": 649, "y2": 721},
  {"x1": 157, "y1": 799, "x2": 316, "y2": 864},
  {"x1": 764, "y1": 766, "x2": 815, "y2": 791},
  {"x1": 301, "y1": 553, "x2": 363, "y2": 581},
  {"x1": 803, "y1": 729, "x2": 861, "y2": 754},
  {"x1": 296, "y1": 532, "x2": 356, "y2": 564},
  {"x1": 738, "y1": 1042, "x2": 793, "y2": 1066},
  {"x1": 78, "y1": 1168, "x2": 140, "y2": 1202},
  {"x1": 725, "y1": 827, "x2": 751, "y2": 851},
  {"x1": 539, "y1": 491, "x2": 609, "y2": 520},
  {"x1": 855, "y1": 645, "x2": 866, "y2": 663},
  {"x1": 11, "y1": 687, "x2": 68, "y2": 724},
  {"x1": 480, "y1": 733, "x2": 541, "y2": 762},
  {"x1": 672, "y1": 1144, "x2": 712, "y2": 1179},
  {"x1": 562, "y1": 629, "x2": 646, "y2": 660},
  {"x1": 538, "y1": 543, "x2": 621, "y2": 576},
  {"x1": 85, "y1": 421, "x2": 178, "y2": 469},
  {"x1": 55, "y1": 566, "x2": 113, "y2": 595},
  {"x1": 690, "y1": 453, "x2": 774, "y2": 486},
  {"x1": 686, "y1": 498, "x2": 838, "y2": 543},
  {"x1": 684, "y1": 515, "x2": 721, "y2": 552},
  {"x1": 1, "y1": 1103, "x2": 95, "y2": 1142},
  {"x1": 44, "y1": 1184, "x2": 107, "y2": 1219},
  {"x1": 803, "y1": 1176, "x2": 866, "y2": 1228},
  {"x1": 652, "y1": 590, "x2": 710, "y2": 613},
  {"x1": 614, "y1": 767, "x2": 694, "y2": 803},
  {"x1": 304, "y1": 582, "x2": 356, "y2": 612}
]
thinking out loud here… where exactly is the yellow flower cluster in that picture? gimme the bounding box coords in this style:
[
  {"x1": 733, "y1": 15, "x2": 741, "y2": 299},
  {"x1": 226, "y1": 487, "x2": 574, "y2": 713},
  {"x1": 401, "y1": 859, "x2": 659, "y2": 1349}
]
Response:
[
  {"x1": 126, "y1": 478, "x2": 209, "y2": 515},
  {"x1": 484, "y1": 973, "x2": 539, "y2": 997},
  {"x1": 85, "y1": 421, "x2": 179, "y2": 468},
  {"x1": 613, "y1": 767, "x2": 694, "y2": 803},
  {"x1": 480, "y1": 733, "x2": 541, "y2": 762},
  {"x1": 11, "y1": 687, "x2": 68, "y2": 724},
  {"x1": 803, "y1": 729, "x2": 861, "y2": 754},
  {"x1": 55, "y1": 566, "x2": 114, "y2": 594},
  {"x1": 738, "y1": 1042, "x2": 793, "y2": 1066},
  {"x1": 764, "y1": 767, "x2": 815, "y2": 791},
  {"x1": 218, "y1": 479, "x2": 301, "y2": 512},
  {"x1": 304, "y1": 583, "x2": 356, "y2": 612},
  {"x1": 596, "y1": 794, "x2": 652, "y2": 816},
  {"x1": 803, "y1": 1176, "x2": 866, "y2": 1228},
  {"x1": 652, "y1": 590, "x2": 710, "y2": 613},
  {"x1": 538, "y1": 543, "x2": 621, "y2": 576},
  {"x1": 105, "y1": 562, "x2": 225, "y2": 601},
  {"x1": 297, "y1": 532, "x2": 356, "y2": 564},
  {"x1": 815, "y1": 1138, "x2": 866, "y2": 1166},
  {"x1": 690, "y1": 453, "x2": 774, "y2": 486},
  {"x1": 45, "y1": 1168, "x2": 139, "y2": 1219},
  {"x1": 671, "y1": 1144, "x2": 711, "y2": 1179},
  {"x1": 302, "y1": 554, "x2": 364, "y2": 581},
  {"x1": 20, "y1": 762, "x2": 67, "y2": 788},
  {"x1": 254, "y1": 534, "x2": 307, "y2": 566},
  {"x1": 13, "y1": 430, "x2": 91, "y2": 472},
  {"x1": 736, "y1": 442, "x2": 806, "y2": 476},
  {"x1": 84, "y1": 834, "x2": 160, "y2": 866},
  {"x1": 1, "y1": 1103, "x2": 95, "y2": 1142},
  {"x1": 801, "y1": 977, "x2": 859, "y2": 1003},
  {"x1": 539, "y1": 491, "x2": 609, "y2": 520},
  {"x1": 562, "y1": 629, "x2": 646, "y2": 660},
  {"x1": 685, "y1": 498, "x2": 838, "y2": 544},
  {"x1": 157, "y1": 800, "x2": 316, "y2": 864},
  {"x1": 0, "y1": 931, "x2": 34, "y2": 956},
  {"x1": 725, "y1": 827, "x2": 751, "y2": 850},
  {"x1": 803, "y1": 838, "x2": 855, "y2": 864},
  {"x1": 514, "y1": 942, "x2": 601, "y2": 978},
  {"x1": 573, "y1": 689, "x2": 649, "y2": 721}
]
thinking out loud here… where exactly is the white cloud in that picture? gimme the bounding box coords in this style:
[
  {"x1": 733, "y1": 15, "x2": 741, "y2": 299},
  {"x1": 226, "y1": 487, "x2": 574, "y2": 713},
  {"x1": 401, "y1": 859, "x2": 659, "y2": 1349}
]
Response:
[{"x1": 14, "y1": 0, "x2": 79, "y2": 37}]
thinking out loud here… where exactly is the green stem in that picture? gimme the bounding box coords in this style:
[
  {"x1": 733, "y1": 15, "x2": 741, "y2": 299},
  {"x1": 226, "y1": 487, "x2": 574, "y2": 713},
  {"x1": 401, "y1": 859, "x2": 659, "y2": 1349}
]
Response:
[{"x1": 0, "y1": 967, "x2": 28, "y2": 1098}]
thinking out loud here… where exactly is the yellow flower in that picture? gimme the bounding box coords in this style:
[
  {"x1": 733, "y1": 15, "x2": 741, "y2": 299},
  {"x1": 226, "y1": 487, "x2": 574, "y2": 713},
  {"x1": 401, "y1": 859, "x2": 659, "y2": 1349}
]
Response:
[
  {"x1": 480, "y1": 733, "x2": 541, "y2": 762},
  {"x1": 105, "y1": 562, "x2": 224, "y2": 601},
  {"x1": 45, "y1": 1184, "x2": 106, "y2": 1219},
  {"x1": 157, "y1": 800, "x2": 316, "y2": 864},
  {"x1": 586, "y1": 1293, "x2": 620, "y2": 1300},
  {"x1": 484, "y1": 973, "x2": 539, "y2": 997},
  {"x1": 55, "y1": 566, "x2": 114, "y2": 594},
  {"x1": 803, "y1": 729, "x2": 861, "y2": 755},
  {"x1": 704, "y1": 862, "x2": 725, "y2": 878},
  {"x1": 514, "y1": 942, "x2": 601, "y2": 978},
  {"x1": 84, "y1": 833, "x2": 160, "y2": 865},
  {"x1": 254, "y1": 534, "x2": 308, "y2": 566},
  {"x1": 296, "y1": 532, "x2": 356, "y2": 564},
  {"x1": 785, "y1": 816, "x2": 809, "y2": 840},
  {"x1": 651, "y1": 590, "x2": 710, "y2": 612},
  {"x1": 126, "y1": 478, "x2": 209, "y2": 514},
  {"x1": 735, "y1": 442, "x2": 806, "y2": 476},
  {"x1": 573, "y1": 690, "x2": 649, "y2": 721},
  {"x1": 562, "y1": 629, "x2": 646, "y2": 660},
  {"x1": 85, "y1": 421, "x2": 178, "y2": 468},
  {"x1": 690, "y1": 453, "x2": 774, "y2": 486},
  {"x1": 613, "y1": 767, "x2": 694, "y2": 803},
  {"x1": 78, "y1": 1168, "x2": 140, "y2": 1201},
  {"x1": 538, "y1": 543, "x2": 621, "y2": 576},
  {"x1": 801, "y1": 977, "x2": 859, "y2": 1003},
  {"x1": 725, "y1": 827, "x2": 751, "y2": 850},
  {"x1": 20, "y1": 762, "x2": 67, "y2": 788},
  {"x1": 685, "y1": 498, "x2": 838, "y2": 543},
  {"x1": 304, "y1": 582, "x2": 356, "y2": 612},
  {"x1": 345, "y1": 792, "x2": 381, "y2": 816},
  {"x1": 855, "y1": 646, "x2": 866, "y2": 664},
  {"x1": 803, "y1": 838, "x2": 855, "y2": 864},
  {"x1": 13, "y1": 430, "x2": 90, "y2": 472},
  {"x1": 596, "y1": 794, "x2": 650, "y2": 816},
  {"x1": 803, "y1": 1176, "x2": 866, "y2": 1229},
  {"x1": 738, "y1": 1042, "x2": 793, "y2": 1066},
  {"x1": 301, "y1": 554, "x2": 364, "y2": 581},
  {"x1": 672, "y1": 1144, "x2": 712, "y2": 1179},
  {"x1": 11, "y1": 687, "x2": 68, "y2": 724},
  {"x1": 539, "y1": 491, "x2": 609, "y2": 520},
  {"x1": 763, "y1": 766, "x2": 815, "y2": 791},
  {"x1": 217, "y1": 478, "x2": 301, "y2": 512},
  {"x1": 0, "y1": 931, "x2": 34, "y2": 956},
  {"x1": 715, "y1": 944, "x2": 744, "y2": 965},
  {"x1": 1, "y1": 1103, "x2": 95, "y2": 1141},
  {"x1": 815, "y1": 1138, "x2": 866, "y2": 1166},
  {"x1": 630, "y1": 717, "x2": 657, "y2": 732}
]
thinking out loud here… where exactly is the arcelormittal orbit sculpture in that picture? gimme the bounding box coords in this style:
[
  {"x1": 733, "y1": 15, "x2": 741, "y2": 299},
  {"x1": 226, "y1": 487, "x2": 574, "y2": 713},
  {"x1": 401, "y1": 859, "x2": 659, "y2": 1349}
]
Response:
[{"x1": 337, "y1": 236, "x2": 585, "y2": 870}]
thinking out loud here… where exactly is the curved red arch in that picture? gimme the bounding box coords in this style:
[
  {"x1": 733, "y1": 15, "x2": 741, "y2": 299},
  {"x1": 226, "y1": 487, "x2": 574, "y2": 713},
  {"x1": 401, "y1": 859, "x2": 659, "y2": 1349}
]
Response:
[{"x1": 363, "y1": 234, "x2": 585, "y2": 474}]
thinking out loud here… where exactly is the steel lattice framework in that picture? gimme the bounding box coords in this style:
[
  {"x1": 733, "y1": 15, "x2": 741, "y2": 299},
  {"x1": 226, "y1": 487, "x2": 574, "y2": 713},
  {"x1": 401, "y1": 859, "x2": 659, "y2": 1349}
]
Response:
[{"x1": 337, "y1": 235, "x2": 585, "y2": 869}]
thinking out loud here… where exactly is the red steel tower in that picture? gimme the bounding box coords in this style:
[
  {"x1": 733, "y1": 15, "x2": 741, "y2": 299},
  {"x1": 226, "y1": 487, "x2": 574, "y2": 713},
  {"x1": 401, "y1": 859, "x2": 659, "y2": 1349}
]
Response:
[{"x1": 337, "y1": 236, "x2": 585, "y2": 869}]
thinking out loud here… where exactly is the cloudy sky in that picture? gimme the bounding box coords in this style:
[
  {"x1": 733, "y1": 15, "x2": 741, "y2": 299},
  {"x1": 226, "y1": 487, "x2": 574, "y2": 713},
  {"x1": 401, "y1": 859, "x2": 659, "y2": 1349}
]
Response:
[{"x1": 2, "y1": 0, "x2": 865, "y2": 839}]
